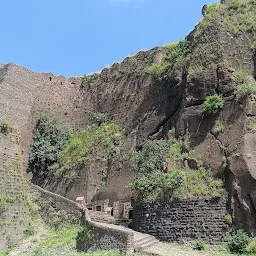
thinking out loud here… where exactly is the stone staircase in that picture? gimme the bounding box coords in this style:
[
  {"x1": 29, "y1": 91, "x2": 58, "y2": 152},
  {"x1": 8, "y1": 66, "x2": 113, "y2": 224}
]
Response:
[
  {"x1": 133, "y1": 231, "x2": 159, "y2": 254},
  {"x1": 88, "y1": 210, "x2": 163, "y2": 255}
]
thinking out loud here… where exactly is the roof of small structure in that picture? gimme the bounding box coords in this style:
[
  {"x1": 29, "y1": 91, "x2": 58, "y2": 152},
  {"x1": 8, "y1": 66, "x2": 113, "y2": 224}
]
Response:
[
  {"x1": 76, "y1": 196, "x2": 85, "y2": 201},
  {"x1": 105, "y1": 207, "x2": 113, "y2": 212}
]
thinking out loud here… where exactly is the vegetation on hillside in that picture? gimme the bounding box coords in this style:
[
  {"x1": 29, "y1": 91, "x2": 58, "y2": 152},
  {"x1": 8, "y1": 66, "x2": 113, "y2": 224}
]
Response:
[
  {"x1": 146, "y1": 39, "x2": 191, "y2": 81},
  {"x1": 51, "y1": 123, "x2": 125, "y2": 184},
  {"x1": 128, "y1": 139, "x2": 224, "y2": 203},
  {"x1": 202, "y1": 94, "x2": 225, "y2": 116},
  {"x1": 28, "y1": 110, "x2": 73, "y2": 176},
  {"x1": 234, "y1": 83, "x2": 256, "y2": 97}
]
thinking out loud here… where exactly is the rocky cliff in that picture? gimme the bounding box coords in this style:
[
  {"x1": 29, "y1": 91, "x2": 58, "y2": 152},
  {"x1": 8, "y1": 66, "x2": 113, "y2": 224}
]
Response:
[{"x1": 0, "y1": 0, "x2": 256, "y2": 249}]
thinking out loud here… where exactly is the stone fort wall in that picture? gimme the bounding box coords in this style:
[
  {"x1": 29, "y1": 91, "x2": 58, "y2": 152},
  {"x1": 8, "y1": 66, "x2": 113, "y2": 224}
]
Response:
[{"x1": 131, "y1": 199, "x2": 228, "y2": 244}]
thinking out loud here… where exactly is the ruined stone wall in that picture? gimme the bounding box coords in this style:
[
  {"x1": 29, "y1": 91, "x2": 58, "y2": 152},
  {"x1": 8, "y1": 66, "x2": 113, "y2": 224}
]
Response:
[
  {"x1": 86, "y1": 221, "x2": 134, "y2": 255},
  {"x1": 0, "y1": 131, "x2": 29, "y2": 250},
  {"x1": 30, "y1": 184, "x2": 84, "y2": 228},
  {"x1": 131, "y1": 199, "x2": 228, "y2": 244}
]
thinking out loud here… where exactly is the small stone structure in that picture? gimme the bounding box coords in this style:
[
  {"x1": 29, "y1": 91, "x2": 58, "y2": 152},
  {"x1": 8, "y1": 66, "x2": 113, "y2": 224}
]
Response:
[
  {"x1": 87, "y1": 199, "x2": 110, "y2": 212},
  {"x1": 113, "y1": 200, "x2": 133, "y2": 219},
  {"x1": 131, "y1": 199, "x2": 228, "y2": 244},
  {"x1": 87, "y1": 199, "x2": 132, "y2": 219}
]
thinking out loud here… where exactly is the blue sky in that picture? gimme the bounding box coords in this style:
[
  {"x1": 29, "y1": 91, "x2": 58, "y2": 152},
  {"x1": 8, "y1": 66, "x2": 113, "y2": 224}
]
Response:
[{"x1": 1, "y1": 0, "x2": 216, "y2": 77}]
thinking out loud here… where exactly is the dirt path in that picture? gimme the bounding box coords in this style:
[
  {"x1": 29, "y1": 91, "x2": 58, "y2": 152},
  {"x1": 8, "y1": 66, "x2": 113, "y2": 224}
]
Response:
[
  {"x1": 9, "y1": 218, "x2": 48, "y2": 256},
  {"x1": 141, "y1": 242, "x2": 210, "y2": 256}
]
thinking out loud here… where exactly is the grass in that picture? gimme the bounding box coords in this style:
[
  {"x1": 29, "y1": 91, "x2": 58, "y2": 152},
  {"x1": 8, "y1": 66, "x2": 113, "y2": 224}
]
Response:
[
  {"x1": 2, "y1": 224, "x2": 124, "y2": 256},
  {"x1": 234, "y1": 70, "x2": 249, "y2": 84},
  {"x1": 0, "y1": 249, "x2": 11, "y2": 256},
  {"x1": 234, "y1": 84, "x2": 256, "y2": 97},
  {"x1": 51, "y1": 123, "x2": 125, "y2": 184},
  {"x1": 173, "y1": 168, "x2": 224, "y2": 200}
]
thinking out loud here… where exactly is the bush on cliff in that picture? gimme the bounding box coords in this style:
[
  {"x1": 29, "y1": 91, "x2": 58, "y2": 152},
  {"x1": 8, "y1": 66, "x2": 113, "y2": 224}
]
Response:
[
  {"x1": 28, "y1": 110, "x2": 73, "y2": 175},
  {"x1": 51, "y1": 123, "x2": 125, "y2": 183},
  {"x1": 202, "y1": 94, "x2": 224, "y2": 116},
  {"x1": 146, "y1": 39, "x2": 191, "y2": 80},
  {"x1": 128, "y1": 139, "x2": 225, "y2": 203},
  {"x1": 234, "y1": 83, "x2": 256, "y2": 97},
  {"x1": 128, "y1": 140, "x2": 185, "y2": 202},
  {"x1": 173, "y1": 168, "x2": 224, "y2": 200}
]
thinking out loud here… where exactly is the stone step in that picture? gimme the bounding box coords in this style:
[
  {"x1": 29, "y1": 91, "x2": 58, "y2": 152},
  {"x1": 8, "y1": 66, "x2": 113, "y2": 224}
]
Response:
[
  {"x1": 135, "y1": 235, "x2": 155, "y2": 245},
  {"x1": 136, "y1": 240, "x2": 160, "y2": 252},
  {"x1": 134, "y1": 234, "x2": 159, "y2": 253}
]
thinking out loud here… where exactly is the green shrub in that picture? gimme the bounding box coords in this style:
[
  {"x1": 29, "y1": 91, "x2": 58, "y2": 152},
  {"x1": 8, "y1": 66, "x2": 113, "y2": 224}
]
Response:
[
  {"x1": 129, "y1": 139, "x2": 223, "y2": 202},
  {"x1": 0, "y1": 249, "x2": 11, "y2": 256},
  {"x1": 213, "y1": 122, "x2": 224, "y2": 133},
  {"x1": 246, "y1": 239, "x2": 256, "y2": 253},
  {"x1": 128, "y1": 139, "x2": 186, "y2": 203},
  {"x1": 0, "y1": 120, "x2": 13, "y2": 135},
  {"x1": 234, "y1": 70, "x2": 249, "y2": 84},
  {"x1": 76, "y1": 226, "x2": 94, "y2": 252},
  {"x1": 202, "y1": 94, "x2": 224, "y2": 116},
  {"x1": 224, "y1": 214, "x2": 232, "y2": 225},
  {"x1": 234, "y1": 83, "x2": 256, "y2": 97},
  {"x1": 24, "y1": 221, "x2": 35, "y2": 236},
  {"x1": 28, "y1": 110, "x2": 73, "y2": 176},
  {"x1": 194, "y1": 3, "x2": 219, "y2": 39},
  {"x1": 127, "y1": 169, "x2": 185, "y2": 203},
  {"x1": 51, "y1": 123, "x2": 124, "y2": 182},
  {"x1": 173, "y1": 168, "x2": 224, "y2": 200},
  {"x1": 164, "y1": 39, "x2": 191, "y2": 68},
  {"x1": 129, "y1": 56, "x2": 137, "y2": 65},
  {"x1": 227, "y1": 230, "x2": 251, "y2": 254},
  {"x1": 193, "y1": 237, "x2": 206, "y2": 251},
  {"x1": 146, "y1": 62, "x2": 170, "y2": 79},
  {"x1": 146, "y1": 39, "x2": 191, "y2": 80},
  {"x1": 132, "y1": 140, "x2": 174, "y2": 174}
]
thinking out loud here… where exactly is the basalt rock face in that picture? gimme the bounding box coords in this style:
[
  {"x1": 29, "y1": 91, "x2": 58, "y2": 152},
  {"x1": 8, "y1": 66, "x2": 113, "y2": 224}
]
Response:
[
  {"x1": 176, "y1": 68, "x2": 256, "y2": 234},
  {"x1": 1, "y1": 0, "x2": 256, "y2": 247}
]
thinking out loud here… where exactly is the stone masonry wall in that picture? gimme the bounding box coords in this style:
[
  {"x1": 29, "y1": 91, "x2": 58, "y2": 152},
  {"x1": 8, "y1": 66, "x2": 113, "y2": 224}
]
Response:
[
  {"x1": 30, "y1": 184, "x2": 85, "y2": 228},
  {"x1": 0, "y1": 131, "x2": 29, "y2": 250},
  {"x1": 87, "y1": 221, "x2": 134, "y2": 255},
  {"x1": 131, "y1": 199, "x2": 228, "y2": 244}
]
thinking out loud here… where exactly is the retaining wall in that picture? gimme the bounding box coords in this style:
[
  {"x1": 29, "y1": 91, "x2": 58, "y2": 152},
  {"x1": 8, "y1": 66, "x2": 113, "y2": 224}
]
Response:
[{"x1": 131, "y1": 199, "x2": 228, "y2": 244}]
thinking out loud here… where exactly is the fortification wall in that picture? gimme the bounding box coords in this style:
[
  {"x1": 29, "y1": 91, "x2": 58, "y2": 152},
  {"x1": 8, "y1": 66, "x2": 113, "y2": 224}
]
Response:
[
  {"x1": 30, "y1": 184, "x2": 85, "y2": 228},
  {"x1": 78, "y1": 221, "x2": 134, "y2": 255},
  {"x1": 131, "y1": 199, "x2": 228, "y2": 244},
  {"x1": 0, "y1": 131, "x2": 29, "y2": 250}
]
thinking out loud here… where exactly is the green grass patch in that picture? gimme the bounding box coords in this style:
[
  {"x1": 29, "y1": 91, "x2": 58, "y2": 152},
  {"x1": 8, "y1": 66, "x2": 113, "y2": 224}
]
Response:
[
  {"x1": 146, "y1": 39, "x2": 191, "y2": 81},
  {"x1": 234, "y1": 84, "x2": 256, "y2": 97},
  {"x1": 194, "y1": 3, "x2": 220, "y2": 39},
  {"x1": 234, "y1": 70, "x2": 249, "y2": 84},
  {"x1": 173, "y1": 168, "x2": 224, "y2": 200},
  {"x1": 51, "y1": 123, "x2": 124, "y2": 184}
]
